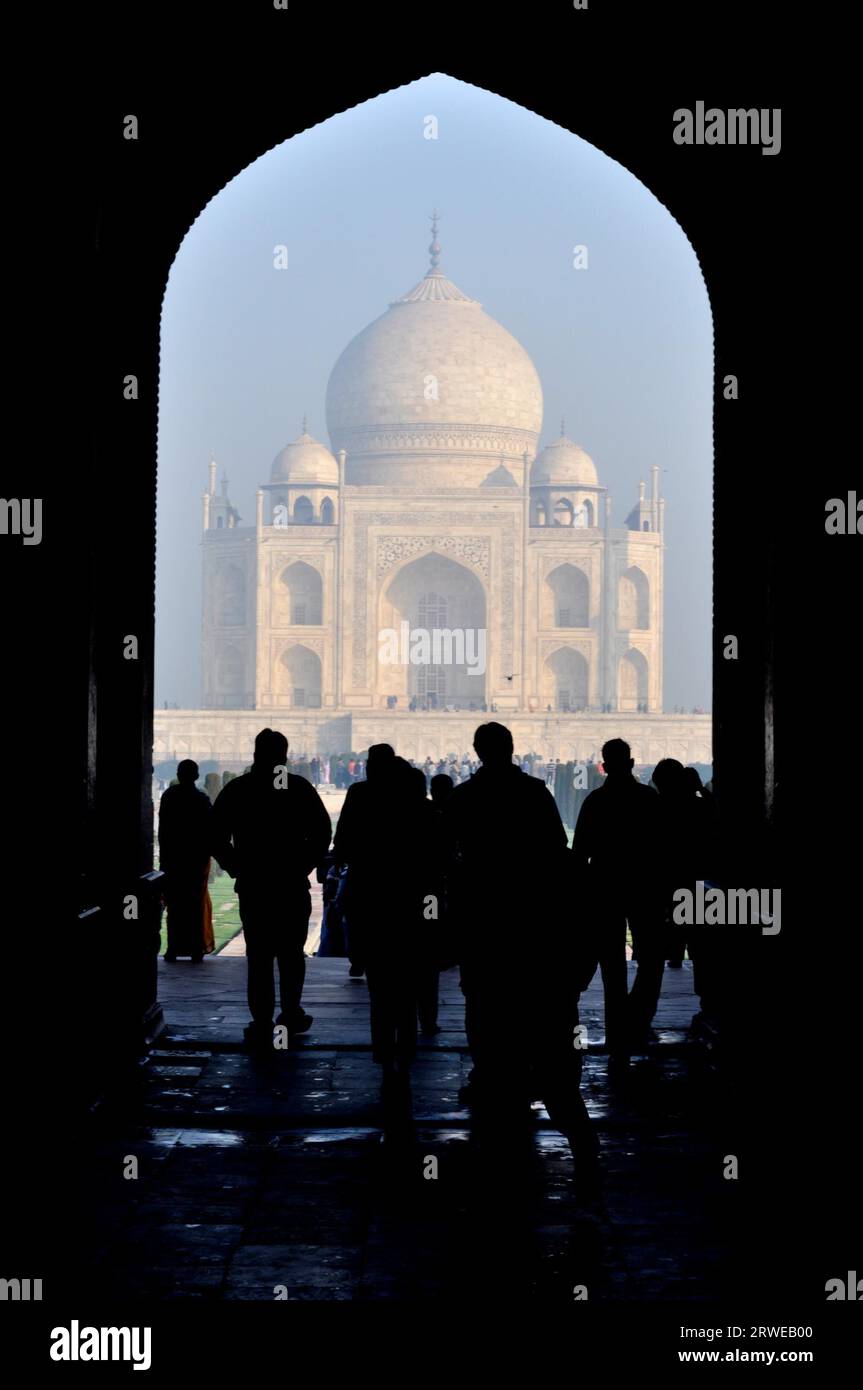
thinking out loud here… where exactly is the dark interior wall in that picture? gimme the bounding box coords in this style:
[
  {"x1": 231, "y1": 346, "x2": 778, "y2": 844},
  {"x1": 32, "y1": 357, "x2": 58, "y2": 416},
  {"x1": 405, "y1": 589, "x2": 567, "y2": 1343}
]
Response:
[{"x1": 3, "y1": 13, "x2": 855, "y2": 1289}]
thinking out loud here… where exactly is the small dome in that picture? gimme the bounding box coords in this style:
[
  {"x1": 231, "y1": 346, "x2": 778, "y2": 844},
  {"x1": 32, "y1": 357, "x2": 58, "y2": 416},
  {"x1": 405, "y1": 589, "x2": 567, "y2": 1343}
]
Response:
[
  {"x1": 271, "y1": 428, "x2": 339, "y2": 485},
  {"x1": 532, "y1": 433, "x2": 599, "y2": 487}
]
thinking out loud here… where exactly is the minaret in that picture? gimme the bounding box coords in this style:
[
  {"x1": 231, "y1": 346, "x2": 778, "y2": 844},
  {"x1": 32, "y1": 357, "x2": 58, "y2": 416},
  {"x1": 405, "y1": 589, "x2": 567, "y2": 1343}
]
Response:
[
  {"x1": 205, "y1": 465, "x2": 239, "y2": 530},
  {"x1": 651, "y1": 464, "x2": 661, "y2": 533},
  {"x1": 203, "y1": 457, "x2": 217, "y2": 529}
]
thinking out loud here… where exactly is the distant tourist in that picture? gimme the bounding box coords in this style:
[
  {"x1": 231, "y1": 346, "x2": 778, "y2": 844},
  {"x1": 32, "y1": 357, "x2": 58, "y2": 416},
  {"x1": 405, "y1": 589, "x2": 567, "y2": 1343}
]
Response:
[
  {"x1": 158, "y1": 760, "x2": 215, "y2": 963},
  {"x1": 333, "y1": 744, "x2": 396, "y2": 979},
  {"x1": 211, "y1": 729, "x2": 332, "y2": 1050},
  {"x1": 570, "y1": 738, "x2": 664, "y2": 1055},
  {"x1": 334, "y1": 748, "x2": 446, "y2": 1088}
]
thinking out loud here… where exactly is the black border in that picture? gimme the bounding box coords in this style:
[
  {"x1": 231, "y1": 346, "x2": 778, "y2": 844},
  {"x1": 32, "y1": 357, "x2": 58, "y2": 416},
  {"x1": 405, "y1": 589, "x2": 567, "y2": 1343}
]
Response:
[{"x1": 2, "y1": 0, "x2": 859, "y2": 1366}]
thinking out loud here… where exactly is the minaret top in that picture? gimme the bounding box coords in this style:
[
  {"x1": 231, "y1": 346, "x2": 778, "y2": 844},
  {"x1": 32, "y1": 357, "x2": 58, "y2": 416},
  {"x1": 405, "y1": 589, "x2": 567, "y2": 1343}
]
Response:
[
  {"x1": 393, "y1": 214, "x2": 477, "y2": 304},
  {"x1": 428, "y1": 209, "x2": 441, "y2": 273}
]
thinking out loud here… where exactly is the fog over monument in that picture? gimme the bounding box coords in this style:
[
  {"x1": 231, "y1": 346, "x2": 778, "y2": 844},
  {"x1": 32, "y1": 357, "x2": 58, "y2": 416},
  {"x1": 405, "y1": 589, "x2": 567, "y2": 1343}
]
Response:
[{"x1": 155, "y1": 74, "x2": 712, "y2": 764}]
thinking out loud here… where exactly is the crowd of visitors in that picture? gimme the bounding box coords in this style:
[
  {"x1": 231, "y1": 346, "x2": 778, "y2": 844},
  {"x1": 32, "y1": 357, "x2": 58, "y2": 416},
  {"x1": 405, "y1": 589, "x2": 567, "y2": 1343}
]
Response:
[{"x1": 157, "y1": 722, "x2": 718, "y2": 1178}]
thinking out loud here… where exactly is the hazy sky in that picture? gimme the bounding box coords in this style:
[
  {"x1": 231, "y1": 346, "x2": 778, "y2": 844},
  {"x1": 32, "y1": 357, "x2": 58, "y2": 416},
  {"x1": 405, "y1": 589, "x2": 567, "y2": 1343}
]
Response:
[{"x1": 156, "y1": 74, "x2": 712, "y2": 710}]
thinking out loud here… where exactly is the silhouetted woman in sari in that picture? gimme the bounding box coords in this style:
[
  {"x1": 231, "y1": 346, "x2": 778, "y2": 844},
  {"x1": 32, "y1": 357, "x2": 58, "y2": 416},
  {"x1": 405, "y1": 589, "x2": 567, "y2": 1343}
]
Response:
[{"x1": 159, "y1": 759, "x2": 215, "y2": 961}]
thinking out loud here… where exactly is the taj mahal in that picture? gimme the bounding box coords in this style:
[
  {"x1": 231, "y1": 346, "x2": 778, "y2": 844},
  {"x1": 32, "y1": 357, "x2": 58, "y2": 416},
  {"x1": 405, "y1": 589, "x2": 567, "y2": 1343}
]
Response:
[{"x1": 153, "y1": 219, "x2": 711, "y2": 769}]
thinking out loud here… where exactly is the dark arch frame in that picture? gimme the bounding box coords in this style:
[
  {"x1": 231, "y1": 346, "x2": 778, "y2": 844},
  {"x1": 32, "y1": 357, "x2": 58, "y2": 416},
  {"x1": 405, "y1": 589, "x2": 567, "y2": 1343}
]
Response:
[{"x1": 74, "y1": 58, "x2": 781, "y2": 1090}]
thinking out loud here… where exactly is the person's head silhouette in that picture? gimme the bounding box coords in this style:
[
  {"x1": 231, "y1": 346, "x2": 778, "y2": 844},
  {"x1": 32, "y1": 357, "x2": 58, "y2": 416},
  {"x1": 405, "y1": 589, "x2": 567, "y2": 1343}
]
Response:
[
  {"x1": 473, "y1": 721, "x2": 514, "y2": 770},
  {"x1": 652, "y1": 757, "x2": 686, "y2": 796},
  {"x1": 366, "y1": 743, "x2": 395, "y2": 782},
  {"x1": 601, "y1": 738, "x2": 634, "y2": 778},
  {"x1": 408, "y1": 764, "x2": 429, "y2": 801},
  {"x1": 430, "y1": 772, "x2": 454, "y2": 806},
  {"x1": 176, "y1": 759, "x2": 199, "y2": 785},
  {"x1": 253, "y1": 728, "x2": 289, "y2": 774},
  {"x1": 683, "y1": 766, "x2": 704, "y2": 798}
]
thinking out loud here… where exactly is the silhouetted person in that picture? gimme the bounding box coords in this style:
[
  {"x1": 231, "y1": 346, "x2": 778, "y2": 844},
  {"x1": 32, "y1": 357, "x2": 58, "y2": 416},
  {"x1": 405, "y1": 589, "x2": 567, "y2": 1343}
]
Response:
[
  {"x1": 419, "y1": 770, "x2": 459, "y2": 1033},
  {"x1": 337, "y1": 753, "x2": 445, "y2": 1090},
  {"x1": 333, "y1": 743, "x2": 395, "y2": 978},
  {"x1": 159, "y1": 759, "x2": 214, "y2": 962},
  {"x1": 571, "y1": 737, "x2": 663, "y2": 1054},
  {"x1": 316, "y1": 852, "x2": 349, "y2": 958},
  {"x1": 654, "y1": 760, "x2": 719, "y2": 977},
  {"x1": 404, "y1": 763, "x2": 446, "y2": 1036},
  {"x1": 211, "y1": 729, "x2": 332, "y2": 1049},
  {"x1": 652, "y1": 759, "x2": 690, "y2": 967},
  {"x1": 430, "y1": 771, "x2": 454, "y2": 809},
  {"x1": 446, "y1": 722, "x2": 597, "y2": 1168}
]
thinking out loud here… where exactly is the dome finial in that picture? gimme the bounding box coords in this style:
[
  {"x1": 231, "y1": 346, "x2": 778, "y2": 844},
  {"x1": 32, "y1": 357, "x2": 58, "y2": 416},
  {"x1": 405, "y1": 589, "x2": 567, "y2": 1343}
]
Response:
[
  {"x1": 428, "y1": 208, "x2": 442, "y2": 273},
  {"x1": 302, "y1": 413, "x2": 308, "y2": 435},
  {"x1": 560, "y1": 416, "x2": 566, "y2": 438}
]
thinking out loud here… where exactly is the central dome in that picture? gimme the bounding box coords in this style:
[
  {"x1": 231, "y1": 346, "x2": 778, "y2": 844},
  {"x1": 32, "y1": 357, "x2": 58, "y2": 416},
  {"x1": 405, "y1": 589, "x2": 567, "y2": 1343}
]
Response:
[{"x1": 325, "y1": 221, "x2": 543, "y2": 486}]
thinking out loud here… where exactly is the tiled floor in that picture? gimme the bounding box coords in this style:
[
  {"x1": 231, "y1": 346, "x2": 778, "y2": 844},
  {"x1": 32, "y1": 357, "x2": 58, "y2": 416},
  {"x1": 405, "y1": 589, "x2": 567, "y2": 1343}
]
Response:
[{"x1": 71, "y1": 959, "x2": 738, "y2": 1301}]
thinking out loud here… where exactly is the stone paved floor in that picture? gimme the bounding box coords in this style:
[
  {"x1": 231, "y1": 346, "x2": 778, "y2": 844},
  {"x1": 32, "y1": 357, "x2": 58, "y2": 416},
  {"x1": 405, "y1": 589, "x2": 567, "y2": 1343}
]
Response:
[{"x1": 71, "y1": 959, "x2": 739, "y2": 1301}]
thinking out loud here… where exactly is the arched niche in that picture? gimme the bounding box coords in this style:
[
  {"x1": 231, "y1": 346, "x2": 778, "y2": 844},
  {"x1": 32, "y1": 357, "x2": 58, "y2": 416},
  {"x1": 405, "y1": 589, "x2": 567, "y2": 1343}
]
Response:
[
  {"x1": 542, "y1": 647, "x2": 589, "y2": 712},
  {"x1": 544, "y1": 563, "x2": 590, "y2": 628},
  {"x1": 277, "y1": 644, "x2": 322, "y2": 708},
  {"x1": 619, "y1": 648, "x2": 648, "y2": 710},
  {"x1": 278, "y1": 561, "x2": 323, "y2": 625},
  {"x1": 619, "y1": 565, "x2": 650, "y2": 630}
]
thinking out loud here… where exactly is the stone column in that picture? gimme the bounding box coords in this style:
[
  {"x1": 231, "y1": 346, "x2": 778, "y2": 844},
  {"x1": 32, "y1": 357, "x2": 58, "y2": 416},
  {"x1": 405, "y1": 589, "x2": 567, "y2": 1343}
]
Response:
[{"x1": 655, "y1": 495, "x2": 666, "y2": 710}]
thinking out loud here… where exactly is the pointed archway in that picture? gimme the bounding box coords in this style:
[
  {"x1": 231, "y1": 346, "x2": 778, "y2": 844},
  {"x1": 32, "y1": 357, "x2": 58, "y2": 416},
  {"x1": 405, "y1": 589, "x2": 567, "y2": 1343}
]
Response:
[{"x1": 378, "y1": 551, "x2": 487, "y2": 709}]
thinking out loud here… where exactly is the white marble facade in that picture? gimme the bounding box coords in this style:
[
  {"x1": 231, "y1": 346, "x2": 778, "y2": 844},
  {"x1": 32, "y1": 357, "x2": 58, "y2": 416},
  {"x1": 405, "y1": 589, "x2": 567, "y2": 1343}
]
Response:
[{"x1": 189, "y1": 223, "x2": 705, "y2": 765}]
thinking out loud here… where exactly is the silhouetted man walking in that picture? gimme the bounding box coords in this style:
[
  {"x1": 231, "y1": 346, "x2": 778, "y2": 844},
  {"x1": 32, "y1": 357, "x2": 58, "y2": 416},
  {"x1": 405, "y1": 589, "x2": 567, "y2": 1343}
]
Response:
[
  {"x1": 333, "y1": 748, "x2": 444, "y2": 1096},
  {"x1": 446, "y1": 722, "x2": 597, "y2": 1167},
  {"x1": 212, "y1": 729, "x2": 332, "y2": 1049},
  {"x1": 571, "y1": 737, "x2": 663, "y2": 1054}
]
